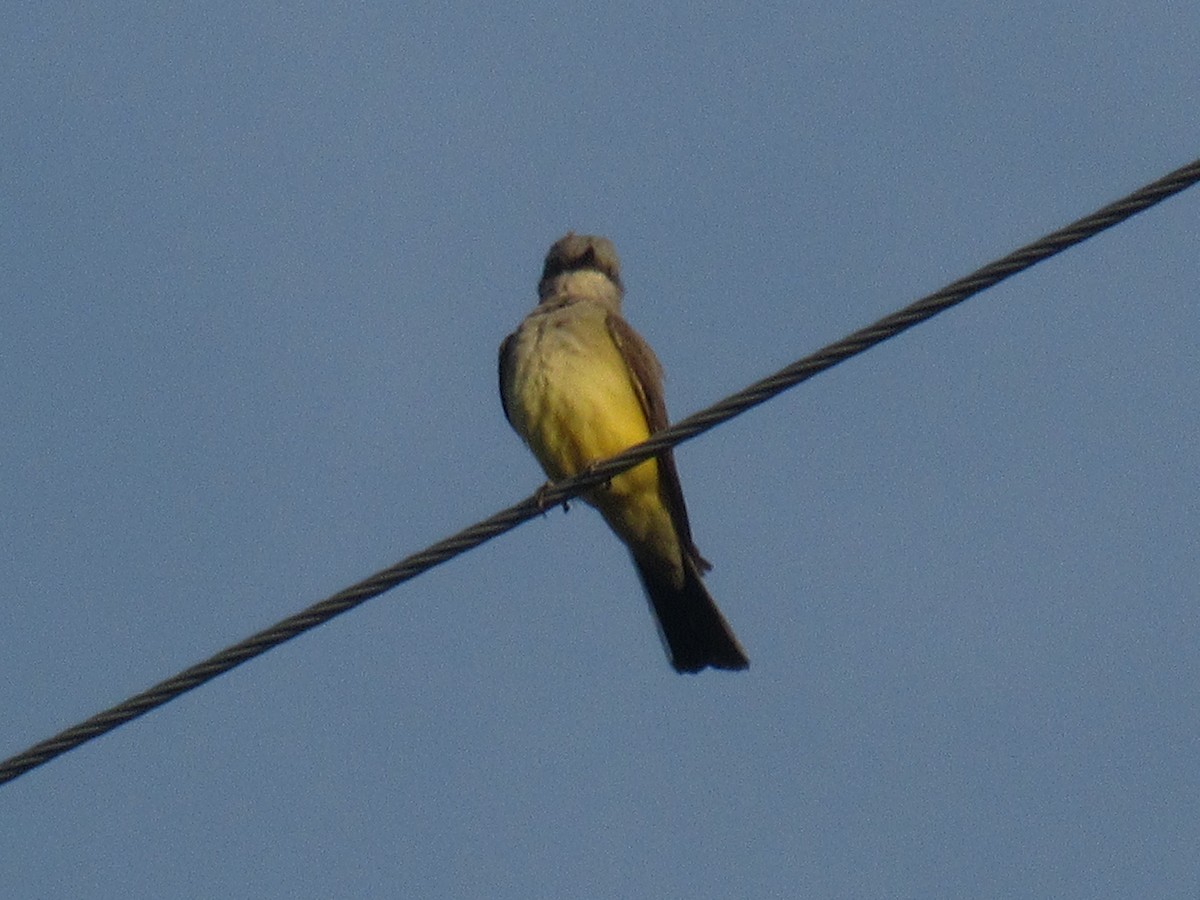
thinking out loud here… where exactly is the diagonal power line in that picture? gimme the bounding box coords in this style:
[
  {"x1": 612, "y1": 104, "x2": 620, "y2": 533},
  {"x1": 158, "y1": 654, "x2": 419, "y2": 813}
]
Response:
[{"x1": 3, "y1": 156, "x2": 1198, "y2": 787}]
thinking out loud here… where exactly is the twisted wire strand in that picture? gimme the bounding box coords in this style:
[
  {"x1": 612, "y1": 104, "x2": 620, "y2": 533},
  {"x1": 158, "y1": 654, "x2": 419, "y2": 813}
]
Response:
[{"x1": 2, "y1": 156, "x2": 1197, "y2": 787}]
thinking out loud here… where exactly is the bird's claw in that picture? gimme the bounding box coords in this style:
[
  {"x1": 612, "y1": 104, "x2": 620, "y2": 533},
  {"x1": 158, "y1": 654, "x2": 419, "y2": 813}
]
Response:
[
  {"x1": 581, "y1": 460, "x2": 613, "y2": 492},
  {"x1": 534, "y1": 481, "x2": 570, "y2": 514}
]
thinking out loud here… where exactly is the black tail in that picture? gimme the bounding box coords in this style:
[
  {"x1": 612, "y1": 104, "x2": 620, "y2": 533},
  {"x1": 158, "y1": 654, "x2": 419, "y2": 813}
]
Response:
[{"x1": 633, "y1": 554, "x2": 749, "y2": 673}]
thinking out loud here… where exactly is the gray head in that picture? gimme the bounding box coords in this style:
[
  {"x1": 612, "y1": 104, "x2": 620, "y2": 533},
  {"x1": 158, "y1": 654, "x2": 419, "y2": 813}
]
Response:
[{"x1": 538, "y1": 233, "x2": 624, "y2": 301}]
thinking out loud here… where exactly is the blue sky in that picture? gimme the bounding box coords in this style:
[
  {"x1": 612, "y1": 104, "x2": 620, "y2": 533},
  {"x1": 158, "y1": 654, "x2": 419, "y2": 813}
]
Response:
[{"x1": 3, "y1": 3, "x2": 1198, "y2": 897}]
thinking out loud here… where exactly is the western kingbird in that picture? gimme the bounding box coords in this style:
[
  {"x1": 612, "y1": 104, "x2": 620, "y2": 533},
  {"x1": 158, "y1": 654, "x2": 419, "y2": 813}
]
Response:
[{"x1": 499, "y1": 233, "x2": 748, "y2": 673}]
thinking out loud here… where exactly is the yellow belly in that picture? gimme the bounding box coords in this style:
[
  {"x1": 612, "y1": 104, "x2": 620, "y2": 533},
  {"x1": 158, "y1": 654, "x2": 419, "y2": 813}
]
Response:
[{"x1": 506, "y1": 305, "x2": 682, "y2": 572}]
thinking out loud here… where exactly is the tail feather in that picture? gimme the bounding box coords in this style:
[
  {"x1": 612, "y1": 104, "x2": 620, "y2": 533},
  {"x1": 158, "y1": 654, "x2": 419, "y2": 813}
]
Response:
[{"x1": 633, "y1": 555, "x2": 749, "y2": 673}]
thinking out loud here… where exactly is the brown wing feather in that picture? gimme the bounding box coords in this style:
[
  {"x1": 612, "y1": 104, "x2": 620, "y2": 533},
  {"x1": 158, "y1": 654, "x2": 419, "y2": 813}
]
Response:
[
  {"x1": 497, "y1": 331, "x2": 518, "y2": 427},
  {"x1": 604, "y1": 314, "x2": 711, "y2": 572}
]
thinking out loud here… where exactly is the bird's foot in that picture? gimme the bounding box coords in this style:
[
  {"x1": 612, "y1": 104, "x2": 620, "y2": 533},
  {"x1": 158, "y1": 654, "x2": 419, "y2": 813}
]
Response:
[
  {"x1": 580, "y1": 460, "x2": 613, "y2": 492},
  {"x1": 534, "y1": 481, "x2": 570, "y2": 514}
]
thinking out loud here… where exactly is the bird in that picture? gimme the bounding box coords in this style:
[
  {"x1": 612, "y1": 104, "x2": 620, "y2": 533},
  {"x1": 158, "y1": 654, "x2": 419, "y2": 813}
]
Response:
[{"x1": 498, "y1": 233, "x2": 748, "y2": 673}]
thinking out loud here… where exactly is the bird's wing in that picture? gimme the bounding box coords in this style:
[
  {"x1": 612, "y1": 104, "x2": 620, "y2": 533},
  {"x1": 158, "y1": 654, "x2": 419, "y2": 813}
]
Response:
[
  {"x1": 605, "y1": 313, "x2": 711, "y2": 572},
  {"x1": 497, "y1": 330, "x2": 518, "y2": 428}
]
